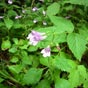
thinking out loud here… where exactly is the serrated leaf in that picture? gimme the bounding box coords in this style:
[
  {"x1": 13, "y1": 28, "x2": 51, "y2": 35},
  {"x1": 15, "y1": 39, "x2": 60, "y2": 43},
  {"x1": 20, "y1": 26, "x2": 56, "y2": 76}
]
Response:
[
  {"x1": 22, "y1": 68, "x2": 43, "y2": 85},
  {"x1": 69, "y1": 65, "x2": 87, "y2": 88},
  {"x1": 4, "y1": 18, "x2": 13, "y2": 29},
  {"x1": 53, "y1": 56, "x2": 72, "y2": 72},
  {"x1": 67, "y1": 33, "x2": 87, "y2": 61},
  {"x1": 49, "y1": 16, "x2": 74, "y2": 33},
  {"x1": 47, "y1": 2, "x2": 60, "y2": 16}
]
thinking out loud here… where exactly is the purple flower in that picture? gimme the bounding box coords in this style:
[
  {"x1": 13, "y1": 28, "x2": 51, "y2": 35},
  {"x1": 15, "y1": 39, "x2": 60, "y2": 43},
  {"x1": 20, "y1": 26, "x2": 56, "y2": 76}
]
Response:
[
  {"x1": 8, "y1": 0, "x2": 13, "y2": 4},
  {"x1": 15, "y1": 15, "x2": 22, "y2": 19},
  {"x1": 27, "y1": 30, "x2": 47, "y2": 46},
  {"x1": 32, "y1": 7, "x2": 39, "y2": 12},
  {"x1": 41, "y1": 46, "x2": 51, "y2": 57},
  {"x1": 33, "y1": 19, "x2": 38, "y2": 23}
]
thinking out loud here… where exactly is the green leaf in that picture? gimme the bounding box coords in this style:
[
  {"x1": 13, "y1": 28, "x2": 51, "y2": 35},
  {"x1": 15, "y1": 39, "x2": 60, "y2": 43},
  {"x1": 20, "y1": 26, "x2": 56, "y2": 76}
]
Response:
[
  {"x1": 4, "y1": 18, "x2": 13, "y2": 29},
  {"x1": 0, "y1": 78, "x2": 4, "y2": 83},
  {"x1": 49, "y1": 16, "x2": 74, "y2": 33},
  {"x1": 68, "y1": 65, "x2": 87, "y2": 88},
  {"x1": 22, "y1": 68, "x2": 43, "y2": 85},
  {"x1": 40, "y1": 57, "x2": 49, "y2": 67},
  {"x1": 12, "y1": 38, "x2": 18, "y2": 45},
  {"x1": 65, "y1": 0, "x2": 88, "y2": 6},
  {"x1": 28, "y1": 46, "x2": 38, "y2": 52},
  {"x1": 21, "y1": 50, "x2": 32, "y2": 65},
  {"x1": 53, "y1": 56, "x2": 72, "y2": 72},
  {"x1": 1, "y1": 40, "x2": 11, "y2": 50},
  {"x1": 8, "y1": 64, "x2": 23, "y2": 74},
  {"x1": 68, "y1": 69, "x2": 79, "y2": 88},
  {"x1": 10, "y1": 56, "x2": 19, "y2": 63},
  {"x1": 47, "y1": 2, "x2": 60, "y2": 16},
  {"x1": 55, "y1": 78, "x2": 71, "y2": 88},
  {"x1": 9, "y1": 46, "x2": 17, "y2": 53},
  {"x1": 36, "y1": 79, "x2": 50, "y2": 88},
  {"x1": 77, "y1": 65, "x2": 87, "y2": 83},
  {"x1": 79, "y1": 25, "x2": 88, "y2": 41},
  {"x1": 53, "y1": 33, "x2": 66, "y2": 43},
  {"x1": 67, "y1": 33, "x2": 87, "y2": 61}
]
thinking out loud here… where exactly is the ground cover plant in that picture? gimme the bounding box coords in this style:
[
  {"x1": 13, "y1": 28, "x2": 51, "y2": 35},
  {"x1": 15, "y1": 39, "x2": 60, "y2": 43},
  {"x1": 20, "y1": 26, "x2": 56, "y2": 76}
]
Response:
[{"x1": 0, "y1": 0, "x2": 88, "y2": 88}]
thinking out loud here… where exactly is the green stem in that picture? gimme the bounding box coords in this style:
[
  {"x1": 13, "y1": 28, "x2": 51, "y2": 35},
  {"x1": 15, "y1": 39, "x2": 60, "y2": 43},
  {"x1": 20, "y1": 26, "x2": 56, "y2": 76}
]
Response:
[{"x1": 31, "y1": 0, "x2": 35, "y2": 7}]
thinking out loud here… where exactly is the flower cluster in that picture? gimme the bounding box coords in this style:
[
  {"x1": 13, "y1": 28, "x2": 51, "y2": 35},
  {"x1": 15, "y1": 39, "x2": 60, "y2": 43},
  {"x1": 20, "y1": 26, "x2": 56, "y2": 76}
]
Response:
[
  {"x1": 27, "y1": 30, "x2": 51, "y2": 57},
  {"x1": 41, "y1": 46, "x2": 51, "y2": 57},
  {"x1": 8, "y1": 0, "x2": 13, "y2": 4},
  {"x1": 27, "y1": 30, "x2": 46, "y2": 46}
]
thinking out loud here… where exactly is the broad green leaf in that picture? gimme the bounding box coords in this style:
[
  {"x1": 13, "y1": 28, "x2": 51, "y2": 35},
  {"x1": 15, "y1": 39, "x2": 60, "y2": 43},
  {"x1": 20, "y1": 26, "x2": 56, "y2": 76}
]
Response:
[
  {"x1": 69, "y1": 65, "x2": 87, "y2": 88},
  {"x1": 4, "y1": 18, "x2": 13, "y2": 29},
  {"x1": 68, "y1": 69, "x2": 79, "y2": 88},
  {"x1": 10, "y1": 56, "x2": 19, "y2": 63},
  {"x1": 22, "y1": 68, "x2": 43, "y2": 85},
  {"x1": 65, "y1": 0, "x2": 88, "y2": 6},
  {"x1": 79, "y1": 25, "x2": 88, "y2": 41},
  {"x1": 40, "y1": 57, "x2": 49, "y2": 66},
  {"x1": 49, "y1": 16, "x2": 74, "y2": 33},
  {"x1": 83, "y1": 75, "x2": 88, "y2": 88},
  {"x1": 1, "y1": 40, "x2": 11, "y2": 50},
  {"x1": 47, "y1": 2, "x2": 60, "y2": 16},
  {"x1": 67, "y1": 33, "x2": 87, "y2": 61},
  {"x1": 77, "y1": 65, "x2": 87, "y2": 83},
  {"x1": 9, "y1": 47, "x2": 17, "y2": 53},
  {"x1": 8, "y1": 64, "x2": 23, "y2": 74},
  {"x1": 53, "y1": 33, "x2": 66, "y2": 43},
  {"x1": 36, "y1": 79, "x2": 50, "y2": 88},
  {"x1": 21, "y1": 50, "x2": 32, "y2": 65},
  {"x1": 28, "y1": 46, "x2": 38, "y2": 52},
  {"x1": 7, "y1": 10, "x2": 17, "y2": 17},
  {"x1": 59, "y1": 52, "x2": 77, "y2": 69},
  {"x1": 55, "y1": 78, "x2": 71, "y2": 88},
  {"x1": 53, "y1": 56, "x2": 72, "y2": 72}
]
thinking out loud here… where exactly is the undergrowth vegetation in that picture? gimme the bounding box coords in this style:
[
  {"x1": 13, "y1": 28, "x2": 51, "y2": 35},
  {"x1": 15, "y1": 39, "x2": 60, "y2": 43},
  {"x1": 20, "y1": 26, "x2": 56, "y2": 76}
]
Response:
[{"x1": 0, "y1": 0, "x2": 88, "y2": 88}]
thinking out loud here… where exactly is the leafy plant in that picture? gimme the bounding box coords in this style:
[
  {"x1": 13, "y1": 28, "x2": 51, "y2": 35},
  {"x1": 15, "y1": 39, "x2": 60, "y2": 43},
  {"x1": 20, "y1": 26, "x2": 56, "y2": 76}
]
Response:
[{"x1": 0, "y1": 0, "x2": 88, "y2": 88}]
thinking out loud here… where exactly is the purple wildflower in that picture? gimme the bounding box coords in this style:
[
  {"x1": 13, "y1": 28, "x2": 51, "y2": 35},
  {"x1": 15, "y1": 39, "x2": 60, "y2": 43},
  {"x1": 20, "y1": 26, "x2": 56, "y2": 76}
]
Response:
[
  {"x1": 8, "y1": 0, "x2": 13, "y2": 4},
  {"x1": 33, "y1": 19, "x2": 38, "y2": 23},
  {"x1": 32, "y1": 7, "x2": 39, "y2": 12},
  {"x1": 27, "y1": 30, "x2": 47, "y2": 46},
  {"x1": 41, "y1": 46, "x2": 51, "y2": 57},
  {"x1": 15, "y1": 15, "x2": 22, "y2": 19}
]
